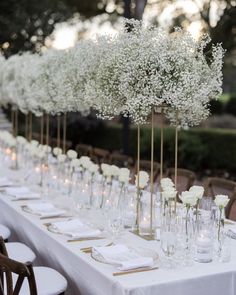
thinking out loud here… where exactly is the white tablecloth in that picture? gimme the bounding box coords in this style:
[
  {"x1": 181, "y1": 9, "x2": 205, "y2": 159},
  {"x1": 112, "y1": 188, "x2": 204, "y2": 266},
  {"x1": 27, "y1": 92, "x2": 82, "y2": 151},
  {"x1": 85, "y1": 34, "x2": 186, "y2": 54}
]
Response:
[{"x1": 1, "y1": 168, "x2": 236, "y2": 295}]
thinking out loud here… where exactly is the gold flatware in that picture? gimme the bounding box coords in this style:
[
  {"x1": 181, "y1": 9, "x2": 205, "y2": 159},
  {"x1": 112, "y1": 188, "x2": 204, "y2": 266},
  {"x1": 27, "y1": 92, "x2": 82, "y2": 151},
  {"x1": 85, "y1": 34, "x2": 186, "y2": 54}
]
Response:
[
  {"x1": 40, "y1": 215, "x2": 73, "y2": 220},
  {"x1": 67, "y1": 237, "x2": 105, "y2": 243},
  {"x1": 12, "y1": 198, "x2": 40, "y2": 201},
  {"x1": 225, "y1": 219, "x2": 235, "y2": 225},
  {"x1": 113, "y1": 267, "x2": 158, "y2": 276}
]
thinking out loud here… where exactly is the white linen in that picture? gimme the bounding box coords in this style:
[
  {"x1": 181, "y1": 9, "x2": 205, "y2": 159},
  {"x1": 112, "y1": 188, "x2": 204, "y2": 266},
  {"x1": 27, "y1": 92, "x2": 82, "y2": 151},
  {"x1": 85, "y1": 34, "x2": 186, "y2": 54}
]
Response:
[
  {"x1": 25, "y1": 202, "x2": 66, "y2": 218},
  {"x1": 2, "y1": 167, "x2": 236, "y2": 295},
  {"x1": 93, "y1": 244, "x2": 154, "y2": 270},
  {"x1": 51, "y1": 219, "x2": 102, "y2": 238},
  {"x1": 12, "y1": 193, "x2": 41, "y2": 200},
  {"x1": 0, "y1": 177, "x2": 13, "y2": 187},
  {"x1": 5, "y1": 186, "x2": 30, "y2": 195}
]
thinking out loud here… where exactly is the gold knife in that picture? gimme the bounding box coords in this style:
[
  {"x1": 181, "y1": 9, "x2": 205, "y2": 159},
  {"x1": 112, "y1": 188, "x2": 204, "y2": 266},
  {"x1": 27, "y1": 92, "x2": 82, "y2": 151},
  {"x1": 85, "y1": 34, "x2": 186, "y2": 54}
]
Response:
[
  {"x1": 113, "y1": 267, "x2": 158, "y2": 276},
  {"x1": 68, "y1": 237, "x2": 105, "y2": 242}
]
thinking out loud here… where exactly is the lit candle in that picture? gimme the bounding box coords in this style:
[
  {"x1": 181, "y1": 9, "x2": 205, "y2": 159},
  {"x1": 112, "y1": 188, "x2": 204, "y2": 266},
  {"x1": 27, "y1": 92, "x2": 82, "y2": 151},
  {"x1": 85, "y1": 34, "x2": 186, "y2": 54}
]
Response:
[{"x1": 194, "y1": 231, "x2": 213, "y2": 263}]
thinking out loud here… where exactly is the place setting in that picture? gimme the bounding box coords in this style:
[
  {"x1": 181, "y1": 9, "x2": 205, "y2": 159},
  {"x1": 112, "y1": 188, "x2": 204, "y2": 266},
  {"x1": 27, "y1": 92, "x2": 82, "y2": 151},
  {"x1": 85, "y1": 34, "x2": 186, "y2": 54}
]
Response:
[
  {"x1": 21, "y1": 201, "x2": 70, "y2": 220},
  {"x1": 44, "y1": 218, "x2": 104, "y2": 242}
]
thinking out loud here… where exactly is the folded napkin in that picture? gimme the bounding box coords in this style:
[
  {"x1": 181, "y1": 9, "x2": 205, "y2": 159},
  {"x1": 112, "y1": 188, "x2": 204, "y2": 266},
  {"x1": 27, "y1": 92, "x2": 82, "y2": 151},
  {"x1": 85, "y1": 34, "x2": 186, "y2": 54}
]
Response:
[
  {"x1": 51, "y1": 219, "x2": 101, "y2": 238},
  {"x1": 92, "y1": 244, "x2": 154, "y2": 271},
  {"x1": 12, "y1": 193, "x2": 41, "y2": 201},
  {"x1": 6, "y1": 186, "x2": 30, "y2": 195},
  {"x1": 26, "y1": 202, "x2": 66, "y2": 218},
  {"x1": 227, "y1": 225, "x2": 236, "y2": 239},
  {"x1": 0, "y1": 177, "x2": 13, "y2": 187}
]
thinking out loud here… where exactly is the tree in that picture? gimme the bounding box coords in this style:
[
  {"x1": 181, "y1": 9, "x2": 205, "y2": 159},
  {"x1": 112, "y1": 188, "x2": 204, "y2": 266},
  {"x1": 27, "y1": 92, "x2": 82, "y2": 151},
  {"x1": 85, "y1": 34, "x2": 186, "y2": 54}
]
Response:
[{"x1": 0, "y1": 0, "x2": 74, "y2": 57}]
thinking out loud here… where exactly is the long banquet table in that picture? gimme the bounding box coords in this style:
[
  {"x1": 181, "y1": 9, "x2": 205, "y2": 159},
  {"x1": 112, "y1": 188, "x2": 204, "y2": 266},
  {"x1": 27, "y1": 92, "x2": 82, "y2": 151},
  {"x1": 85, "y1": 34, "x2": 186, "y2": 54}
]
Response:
[{"x1": 1, "y1": 167, "x2": 236, "y2": 295}]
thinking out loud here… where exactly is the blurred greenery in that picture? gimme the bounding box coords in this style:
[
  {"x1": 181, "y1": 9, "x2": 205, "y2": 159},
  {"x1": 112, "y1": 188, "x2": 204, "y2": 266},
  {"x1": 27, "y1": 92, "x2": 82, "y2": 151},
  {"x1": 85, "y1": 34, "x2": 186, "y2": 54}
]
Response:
[
  {"x1": 67, "y1": 123, "x2": 236, "y2": 174},
  {"x1": 0, "y1": 0, "x2": 74, "y2": 56}
]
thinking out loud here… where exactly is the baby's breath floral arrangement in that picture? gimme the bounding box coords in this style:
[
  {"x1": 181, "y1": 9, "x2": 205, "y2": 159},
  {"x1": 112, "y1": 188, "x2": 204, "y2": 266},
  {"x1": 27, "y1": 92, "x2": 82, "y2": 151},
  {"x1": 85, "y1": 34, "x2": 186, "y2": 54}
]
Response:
[
  {"x1": 0, "y1": 19, "x2": 224, "y2": 128},
  {"x1": 87, "y1": 19, "x2": 224, "y2": 126}
]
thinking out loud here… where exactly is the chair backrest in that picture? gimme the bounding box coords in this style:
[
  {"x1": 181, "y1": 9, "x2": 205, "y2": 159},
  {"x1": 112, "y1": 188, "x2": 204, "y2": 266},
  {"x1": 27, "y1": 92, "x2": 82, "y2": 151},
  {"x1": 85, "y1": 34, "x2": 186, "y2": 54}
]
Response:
[
  {"x1": 204, "y1": 177, "x2": 236, "y2": 198},
  {"x1": 227, "y1": 189, "x2": 236, "y2": 220},
  {"x1": 109, "y1": 152, "x2": 133, "y2": 168},
  {"x1": 134, "y1": 160, "x2": 160, "y2": 181},
  {"x1": 204, "y1": 177, "x2": 236, "y2": 219},
  {"x1": 0, "y1": 237, "x2": 37, "y2": 295},
  {"x1": 91, "y1": 147, "x2": 110, "y2": 165},
  {"x1": 166, "y1": 168, "x2": 196, "y2": 193},
  {"x1": 76, "y1": 144, "x2": 93, "y2": 157},
  {"x1": 50, "y1": 138, "x2": 72, "y2": 151}
]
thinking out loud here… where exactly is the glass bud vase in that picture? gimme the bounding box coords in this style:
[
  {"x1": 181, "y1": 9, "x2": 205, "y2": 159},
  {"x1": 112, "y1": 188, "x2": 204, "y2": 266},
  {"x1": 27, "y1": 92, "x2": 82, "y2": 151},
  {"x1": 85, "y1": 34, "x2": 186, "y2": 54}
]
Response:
[{"x1": 139, "y1": 191, "x2": 156, "y2": 236}]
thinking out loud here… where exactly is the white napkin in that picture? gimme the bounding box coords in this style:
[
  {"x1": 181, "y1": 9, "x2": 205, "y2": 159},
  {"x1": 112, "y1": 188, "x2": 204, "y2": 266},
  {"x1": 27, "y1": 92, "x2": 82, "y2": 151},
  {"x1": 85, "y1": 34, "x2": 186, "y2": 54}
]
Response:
[
  {"x1": 0, "y1": 177, "x2": 13, "y2": 187},
  {"x1": 51, "y1": 219, "x2": 101, "y2": 238},
  {"x1": 12, "y1": 193, "x2": 41, "y2": 201},
  {"x1": 227, "y1": 224, "x2": 236, "y2": 239},
  {"x1": 93, "y1": 244, "x2": 154, "y2": 271},
  {"x1": 6, "y1": 187, "x2": 30, "y2": 195},
  {"x1": 26, "y1": 202, "x2": 66, "y2": 218}
]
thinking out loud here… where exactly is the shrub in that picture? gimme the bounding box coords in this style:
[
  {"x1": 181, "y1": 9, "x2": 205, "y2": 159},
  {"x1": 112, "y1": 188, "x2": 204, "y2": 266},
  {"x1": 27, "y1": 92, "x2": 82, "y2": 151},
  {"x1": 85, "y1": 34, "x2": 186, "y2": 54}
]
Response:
[{"x1": 225, "y1": 95, "x2": 236, "y2": 116}]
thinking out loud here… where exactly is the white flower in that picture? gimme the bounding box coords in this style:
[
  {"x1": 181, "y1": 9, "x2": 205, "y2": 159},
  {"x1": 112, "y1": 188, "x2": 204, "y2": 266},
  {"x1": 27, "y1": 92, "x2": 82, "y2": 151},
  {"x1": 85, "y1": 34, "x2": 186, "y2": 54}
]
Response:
[
  {"x1": 67, "y1": 149, "x2": 77, "y2": 159},
  {"x1": 189, "y1": 185, "x2": 204, "y2": 200},
  {"x1": 57, "y1": 154, "x2": 67, "y2": 163},
  {"x1": 162, "y1": 189, "x2": 177, "y2": 200},
  {"x1": 101, "y1": 163, "x2": 111, "y2": 177},
  {"x1": 16, "y1": 136, "x2": 27, "y2": 144},
  {"x1": 135, "y1": 171, "x2": 149, "y2": 189},
  {"x1": 87, "y1": 162, "x2": 99, "y2": 175},
  {"x1": 80, "y1": 156, "x2": 92, "y2": 169},
  {"x1": 43, "y1": 145, "x2": 52, "y2": 154},
  {"x1": 31, "y1": 140, "x2": 39, "y2": 147},
  {"x1": 70, "y1": 158, "x2": 81, "y2": 168},
  {"x1": 214, "y1": 195, "x2": 229, "y2": 208},
  {"x1": 53, "y1": 147, "x2": 62, "y2": 156},
  {"x1": 180, "y1": 191, "x2": 198, "y2": 206},
  {"x1": 110, "y1": 165, "x2": 120, "y2": 177},
  {"x1": 160, "y1": 178, "x2": 175, "y2": 191},
  {"x1": 118, "y1": 168, "x2": 130, "y2": 184}
]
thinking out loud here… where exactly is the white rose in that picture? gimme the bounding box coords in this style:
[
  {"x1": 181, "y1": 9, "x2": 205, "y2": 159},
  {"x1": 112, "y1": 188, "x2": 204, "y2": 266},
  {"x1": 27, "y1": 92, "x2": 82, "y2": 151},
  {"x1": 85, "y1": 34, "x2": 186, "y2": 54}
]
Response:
[
  {"x1": 160, "y1": 178, "x2": 175, "y2": 190},
  {"x1": 118, "y1": 168, "x2": 130, "y2": 184},
  {"x1": 214, "y1": 195, "x2": 229, "y2": 208},
  {"x1": 80, "y1": 156, "x2": 91, "y2": 169},
  {"x1": 53, "y1": 147, "x2": 62, "y2": 156},
  {"x1": 189, "y1": 185, "x2": 204, "y2": 200},
  {"x1": 70, "y1": 158, "x2": 81, "y2": 168},
  {"x1": 57, "y1": 154, "x2": 67, "y2": 163},
  {"x1": 67, "y1": 149, "x2": 77, "y2": 159},
  {"x1": 31, "y1": 140, "x2": 39, "y2": 147},
  {"x1": 16, "y1": 136, "x2": 27, "y2": 145},
  {"x1": 180, "y1": 191, "x2": 198, "y2": 206},
  {"x1": 110, "y1": 165, "x2": 120, "y2": 177},
  {"x1": 87, "y1": 162, "x2": 99, "y2": 174},
  {"x1": 101, "y1": 163, "x2": 111, "y2": 177},
  {"x1": 135, "y1": 171, "x2": 149, "y2": 189},
  {"x1": 43, "y1": 145, "x2": 52, "y2": 154},
  {"x1": 162, "y1": 189, "x2": 177, "y2": 200},
  {"x1": 8, "y1": 138, "x2": 16, "y2": 148}
]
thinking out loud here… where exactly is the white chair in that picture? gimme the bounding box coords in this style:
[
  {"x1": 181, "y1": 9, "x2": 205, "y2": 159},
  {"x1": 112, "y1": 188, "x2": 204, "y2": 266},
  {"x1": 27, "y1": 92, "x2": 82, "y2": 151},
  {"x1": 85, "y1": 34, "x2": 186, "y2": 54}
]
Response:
[
  {"x1": 0, "y1": 237, "x2": 67, "y2": 295},
  {"x1": 6, "y1": 242, "x2": 36, "y2": 264},
  {"x1": 14, "y1": 267, "x2": 68, "y2": 295},
  {"x1": 0, "y1": 224, "x2": 10, "y2": 240},
  {"x1": 0, "y1": 224, "x2": 36, "y2": 264}
]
